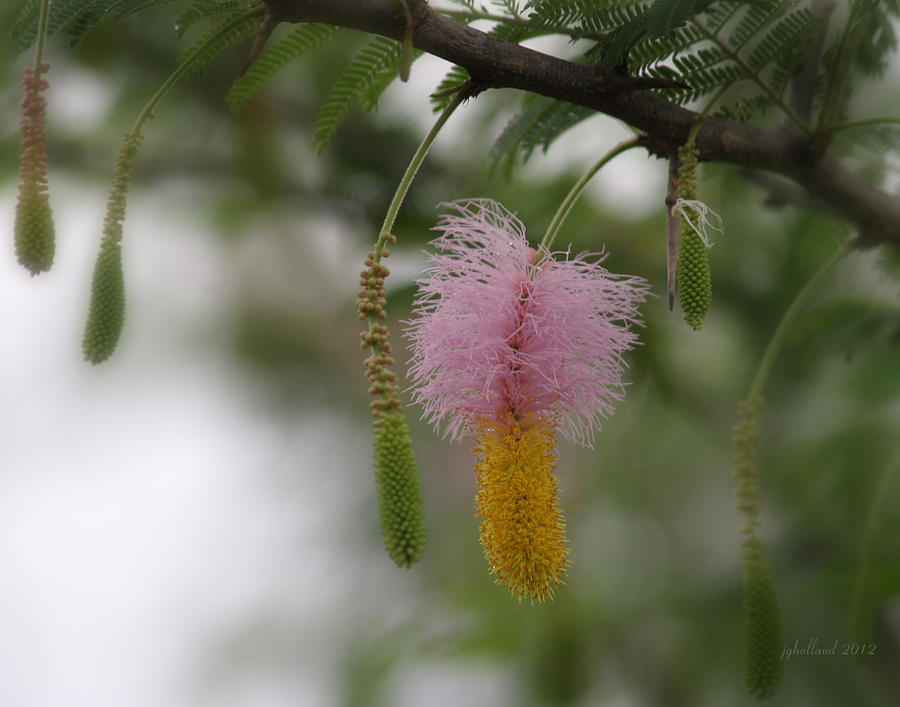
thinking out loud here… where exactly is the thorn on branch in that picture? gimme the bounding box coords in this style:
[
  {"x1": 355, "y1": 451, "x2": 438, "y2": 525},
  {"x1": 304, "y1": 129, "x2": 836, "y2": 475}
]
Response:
[
  {"x1": 393, "y1": 0, "x2": 414, "y2": 81},
  {"x1": 627, "y1": 76, "x2": 689, "y2": 91}
]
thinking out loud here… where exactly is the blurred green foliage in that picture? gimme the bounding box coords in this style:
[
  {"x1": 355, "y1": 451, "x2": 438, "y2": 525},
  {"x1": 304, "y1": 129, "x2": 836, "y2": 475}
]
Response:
[{"x1": 3, "y1": 2, "x2": 899, "y2": 705}]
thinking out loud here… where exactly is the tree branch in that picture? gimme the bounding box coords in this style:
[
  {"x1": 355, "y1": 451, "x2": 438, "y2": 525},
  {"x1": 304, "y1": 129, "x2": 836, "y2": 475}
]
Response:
[{"x1": 265, "y1": 0, "x2": 900, "y2": 246}]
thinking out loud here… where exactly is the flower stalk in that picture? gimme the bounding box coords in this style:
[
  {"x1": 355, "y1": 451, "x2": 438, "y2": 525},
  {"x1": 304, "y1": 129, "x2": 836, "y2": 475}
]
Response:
[
  {"x1": 358, "y1": 90, "x2": 465, "y2": 567},
  {"x1": 732, "y1": 241, "x2": 847, "y2": 698},
  {"x1": 82, "y1": 7, "x2": 264, "y2": 363}
]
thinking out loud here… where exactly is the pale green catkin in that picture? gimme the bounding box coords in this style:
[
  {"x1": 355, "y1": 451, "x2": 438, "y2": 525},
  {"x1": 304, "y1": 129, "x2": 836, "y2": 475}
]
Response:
[
  {"x1": 733, "y1": 399, "x2": 784, "y2": 700},
  {"x1": 15, "y1": 188, "x2": 54, "y2": 274},
  {"x1": 83, "y1": 132, "x2": 142, "y2": 364},
  {"x1": 356, "y1": 96, "x2": 464, "y2": 570},
  {"x1": 15, "y1": 63, "x2": 55, "y2": 275},
  {"x1": 82, "y1": 240, "x2": 126, "y2": 364},
  {"x1": 358, "y1": 234, "x2": 427, "y2": 567},
  {"x1": 743, "y1": 552, "x2": 784, "y2": 700},
  {"x1": 676, "y1": 143, "x2": 712, "y2": 330},
  {"x1": 373, "y1": 411, "x2": 427, "y2": 567}
]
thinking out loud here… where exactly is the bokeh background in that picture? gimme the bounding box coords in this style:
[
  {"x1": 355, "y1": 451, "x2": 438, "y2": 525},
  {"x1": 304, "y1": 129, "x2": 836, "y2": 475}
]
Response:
[{"x1": 2, "y1": 4, "x2": 899, "y2": 706}]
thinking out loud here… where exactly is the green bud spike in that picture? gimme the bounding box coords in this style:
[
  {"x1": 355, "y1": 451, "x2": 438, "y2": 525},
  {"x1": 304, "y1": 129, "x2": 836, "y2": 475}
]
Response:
[
  {"x1": 678, "y1": 227, "x2": 712, "y2": 330},
  {"x1": 733, "y1": 398, "x2": 784, "y2": 699},
  {"x1": 15, "y1": 59, "x2": 55, "y2": 275},
  {"x1": 82, "y1": 239, "x2": 126, "y2": 364},
  {"x1": 743, "y1": 552, "x2": 784, "y2": 700},
  {"x1": 675, "y1": 142, "x2": 712, "y2": 330},
  {"x1": 15, "y1": 188, "x2": 54, "y2": 275},
  {"x1": 358, "y1": 95, "x2": 463, "y2": 570},
  {"x1": 82, "y1": 132, "x2": 142, "y2": 364},
  {"x1": 372, "y1": 411, "x2": 426, "y2": 567}
]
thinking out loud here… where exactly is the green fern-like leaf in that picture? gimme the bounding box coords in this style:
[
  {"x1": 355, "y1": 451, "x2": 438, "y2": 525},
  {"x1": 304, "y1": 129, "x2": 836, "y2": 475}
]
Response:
[
  {"x1": 71, "y1": 0, "x2": 171, "y2": 43},
  {"x1": 12, "y1": 0, "x2": 183, "y2": 50},
  {"x1": 227, "y1": 23, "x2": 340, "y2": 112},
  {"x1": 313, "y1": 36, "x2": 402, "y2": 152},
  {"x1": 429, "y1": 65, "x2": 470, "y2": 113},
  {"x1": 176, "y1": 8, "x2": 259, "y2": 76},
  {"x1": 175, "y1": 0, "x2": 251, "y2": 38},
  {"x1": 489, "y1": 97, "x2": 556, "y2": 175},
  {"x1": 479, "y1": 0, "x2": 822, "y2": 166},
  {"x1": 647, "y1": 0, "x2": 695, "y2": 39},
  {"x1": 744, "y1": 8, "x2": 813, "y2": 71},
  {"x1": 817, "y1": 0, "x2": 900, "y2": 130},
  {"x1": 518, "y1": 101, "x2": 595, "y2": 160},
  {"x1": 10, "y1": 0, "x2": 41, "y2": 46},
  {"x1": 489, "y1": 95, "x2": 594, "y2": 173},
  {"x1": 632, "y1": 1, "x2": 815, "y2": 117},
  {"x1": 726, "y1": 1, "x2": 783, "y2": 50},
  {"x1": 850, "y1": 123, "x2": 900, "y2": 157},
  {"x1": 13, "y1": 0, "x2": 97, "y2": 49},
  {"x1": 361, "y1": 47, "x2": 425, "y2": 111},
  {"x1": 526, "y1": 0, "x2": 644, "y2": 36}
]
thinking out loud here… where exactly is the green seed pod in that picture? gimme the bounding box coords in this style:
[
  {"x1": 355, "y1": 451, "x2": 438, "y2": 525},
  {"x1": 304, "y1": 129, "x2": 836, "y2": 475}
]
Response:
[
  {"x1": 743, "y1": 553, "x2": 784, "y2": 700},
  {"x1": 15, "y1": 188, "x2": 54, "y2": 275},
  {"x1": 372, "y1": 411, "x2": 427, "y2": 567},
  {"x1": 676, "y1": 142, "x2": 712, "y2": 330},
  {"x1": 82, "y1": 239, "x2": 125, "y2": 364}
]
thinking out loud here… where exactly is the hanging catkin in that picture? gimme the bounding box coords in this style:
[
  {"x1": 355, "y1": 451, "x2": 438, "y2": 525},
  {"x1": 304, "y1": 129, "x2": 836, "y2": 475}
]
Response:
[
  {"x1": 83, "y1": 132, "x2": 142, "y2": 364},
  {"x1": 15, "y1": 62, "x2": 55, "y2": 275},
  {"x1": 676, "y1": 143, "x2": 712, "y2": 330}
]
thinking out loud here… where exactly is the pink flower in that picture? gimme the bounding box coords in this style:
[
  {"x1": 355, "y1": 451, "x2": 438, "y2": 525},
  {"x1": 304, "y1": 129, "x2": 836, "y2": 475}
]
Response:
[{"x1": 405, "y1": 199, "x2": 649, "y2": 447}]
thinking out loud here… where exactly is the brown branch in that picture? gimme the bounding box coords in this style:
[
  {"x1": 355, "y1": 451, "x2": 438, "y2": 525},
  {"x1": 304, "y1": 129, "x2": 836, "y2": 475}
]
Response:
[
  {"x1": 666, "y1": 158, "x2": 681, "y2": 311},
  {"x1": 264, "y1": 0, "x2": 900, "y2": 246}
]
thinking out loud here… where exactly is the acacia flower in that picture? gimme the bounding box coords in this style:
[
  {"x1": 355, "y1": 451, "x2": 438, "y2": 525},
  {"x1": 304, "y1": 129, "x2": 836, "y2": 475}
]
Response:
[{"x1": 405, "y1": 199, "x2": 649, "y2": 600}]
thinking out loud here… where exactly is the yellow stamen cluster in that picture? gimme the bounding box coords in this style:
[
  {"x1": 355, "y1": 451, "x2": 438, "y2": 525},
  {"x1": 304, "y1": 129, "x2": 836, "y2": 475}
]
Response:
[{"x1": 474, "y1": 415, "x2": 569, "y2": 601}]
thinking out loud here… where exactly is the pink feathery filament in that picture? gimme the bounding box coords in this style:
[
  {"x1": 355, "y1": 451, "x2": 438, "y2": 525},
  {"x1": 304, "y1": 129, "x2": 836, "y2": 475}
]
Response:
[{"x1": 405, "y1": 199, "x2": 650, "y2": 446}]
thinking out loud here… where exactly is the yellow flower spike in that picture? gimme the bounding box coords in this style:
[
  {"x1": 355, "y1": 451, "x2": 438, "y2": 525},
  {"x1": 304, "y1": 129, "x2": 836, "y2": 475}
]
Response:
[{"x1": 474, "y1": 415, "x2": 569, "y2": 601}]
